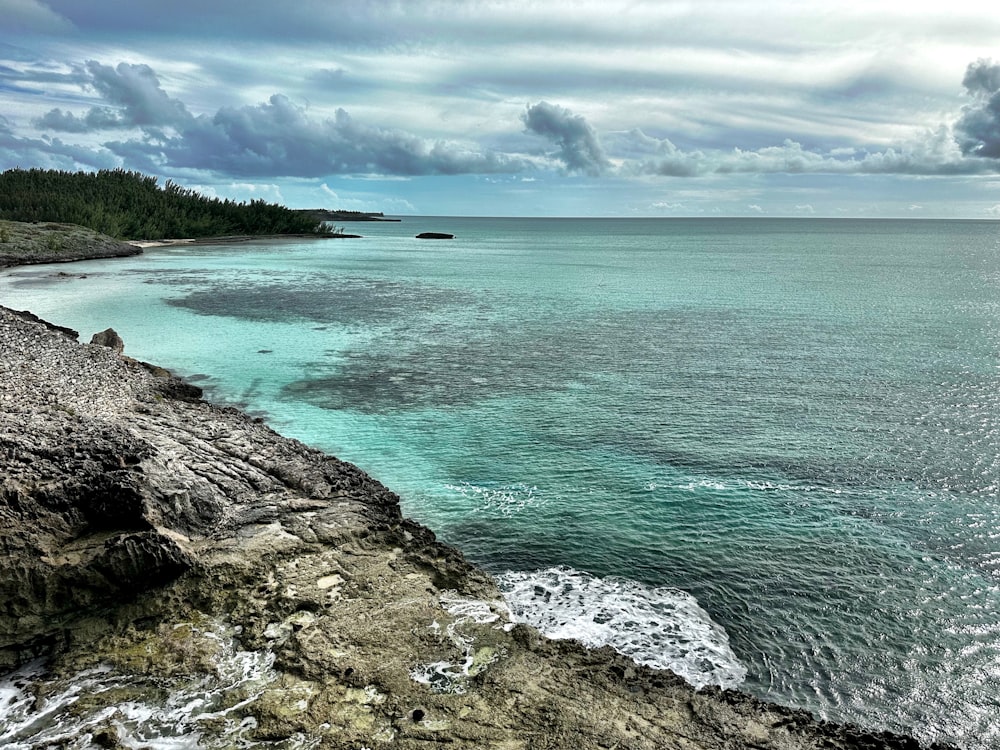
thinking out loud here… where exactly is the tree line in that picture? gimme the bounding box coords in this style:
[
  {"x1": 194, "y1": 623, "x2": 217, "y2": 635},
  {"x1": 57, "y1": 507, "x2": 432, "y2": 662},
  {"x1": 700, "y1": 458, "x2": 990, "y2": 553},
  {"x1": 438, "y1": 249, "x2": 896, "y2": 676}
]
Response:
[{"x1": 0, "y1": 168, "x2": 331, "y2": 240}]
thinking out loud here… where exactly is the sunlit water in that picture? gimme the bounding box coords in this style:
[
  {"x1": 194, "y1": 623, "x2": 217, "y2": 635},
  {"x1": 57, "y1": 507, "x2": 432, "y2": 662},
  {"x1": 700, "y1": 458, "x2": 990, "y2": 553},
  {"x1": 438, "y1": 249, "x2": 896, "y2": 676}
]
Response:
[{"x1": 2, "y1": 217, "x2": 999, "y2": 747}]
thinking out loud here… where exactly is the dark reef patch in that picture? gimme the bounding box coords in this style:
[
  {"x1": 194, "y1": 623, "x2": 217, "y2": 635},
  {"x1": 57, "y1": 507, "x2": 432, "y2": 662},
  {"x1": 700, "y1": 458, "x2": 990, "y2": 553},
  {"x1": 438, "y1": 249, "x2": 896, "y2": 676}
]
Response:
[{"x1": 165, "y1": 276, "x2": 476, "y2": 327}]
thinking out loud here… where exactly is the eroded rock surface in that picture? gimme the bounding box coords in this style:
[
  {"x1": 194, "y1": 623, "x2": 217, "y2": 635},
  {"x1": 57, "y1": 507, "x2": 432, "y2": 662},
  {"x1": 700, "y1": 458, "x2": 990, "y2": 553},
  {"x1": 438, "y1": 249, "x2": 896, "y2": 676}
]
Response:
[{"x1": 0, "y1": 304, "x2": 945, "y2": 749}]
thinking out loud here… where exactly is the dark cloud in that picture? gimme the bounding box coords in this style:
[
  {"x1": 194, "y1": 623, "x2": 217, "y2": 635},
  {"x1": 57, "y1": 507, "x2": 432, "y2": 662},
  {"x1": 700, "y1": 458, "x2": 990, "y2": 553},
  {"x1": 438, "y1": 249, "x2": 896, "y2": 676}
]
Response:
[
  {"x1": 35, "y1": 106, "x2": 127, "y2": 131},
  {"x1": 955, "y1": 58, "x2": 1000, "y2": 159},
  {"x1": 156, "y1": 96, "x2": 527, "y2": 177},
  {"x1": 85, "y1": 61, "x2": 192, "y2": 127},
  {"x1": 35, "y1": 61, "x2": 191, "y2": 132},
  {"x1": 28, "y1": 60, "x2": 529, "y2": 178},
  {"x1": 0, "y1": 127, "x2": 118, "y2": 171},
  {"x1": 522, "y1": 101, "x2": 610, "y2": 176}
]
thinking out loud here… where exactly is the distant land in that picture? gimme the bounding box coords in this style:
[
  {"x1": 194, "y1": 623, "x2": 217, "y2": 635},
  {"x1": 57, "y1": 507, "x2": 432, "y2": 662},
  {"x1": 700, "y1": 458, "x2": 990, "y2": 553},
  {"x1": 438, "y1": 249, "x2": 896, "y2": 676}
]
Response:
[{"x1": 297, "y1": 209, "x2": 402, "y2": 222}]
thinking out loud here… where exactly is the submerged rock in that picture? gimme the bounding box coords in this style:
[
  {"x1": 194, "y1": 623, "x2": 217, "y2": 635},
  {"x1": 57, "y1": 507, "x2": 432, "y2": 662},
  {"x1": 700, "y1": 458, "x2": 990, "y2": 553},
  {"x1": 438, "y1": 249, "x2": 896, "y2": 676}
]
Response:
[{"x1": 0, "y1": 304, "x2": 950, "y2": 749}]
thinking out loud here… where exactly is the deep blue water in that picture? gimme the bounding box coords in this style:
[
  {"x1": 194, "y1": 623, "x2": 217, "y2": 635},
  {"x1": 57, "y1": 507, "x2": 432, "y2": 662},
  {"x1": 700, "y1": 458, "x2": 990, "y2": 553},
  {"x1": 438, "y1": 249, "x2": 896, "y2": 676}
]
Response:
[{"x1": 2, "y1": 217, "x2": 998, "y2": 747}]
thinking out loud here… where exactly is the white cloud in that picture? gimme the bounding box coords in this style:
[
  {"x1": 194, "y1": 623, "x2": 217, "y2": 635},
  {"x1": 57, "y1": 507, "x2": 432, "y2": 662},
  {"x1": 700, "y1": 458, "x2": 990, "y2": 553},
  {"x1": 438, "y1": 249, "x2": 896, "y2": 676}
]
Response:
[{"x1": 227, "y1": 182, "x2": 284, "y2": 203}]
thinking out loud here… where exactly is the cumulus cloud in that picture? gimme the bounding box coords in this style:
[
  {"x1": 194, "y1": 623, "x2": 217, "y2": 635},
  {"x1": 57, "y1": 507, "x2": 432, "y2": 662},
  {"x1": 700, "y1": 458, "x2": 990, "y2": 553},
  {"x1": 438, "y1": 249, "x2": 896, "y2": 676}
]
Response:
[
  {"x1": 29, "y1": 61, "x2": 529, "y2": 177},
  {"x1": 955, "y1": 58, "x2": 1000, "y2": 159},
  {"x1": 522, "y1": 101, "x2": 610, "y2": 176},
  {"x1": 623, "y1": 127, "x2": 984, "y2": 177},
  {"x1": 34, "y1": 61, "x2": 192, "y2": 132}
]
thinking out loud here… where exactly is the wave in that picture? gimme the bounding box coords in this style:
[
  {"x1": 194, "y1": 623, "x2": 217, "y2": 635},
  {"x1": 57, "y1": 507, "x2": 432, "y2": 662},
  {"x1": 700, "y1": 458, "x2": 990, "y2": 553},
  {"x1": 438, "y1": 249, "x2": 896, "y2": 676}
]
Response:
[{"x1": 495, "y1": 566, "x2": 747, "y2": 690}]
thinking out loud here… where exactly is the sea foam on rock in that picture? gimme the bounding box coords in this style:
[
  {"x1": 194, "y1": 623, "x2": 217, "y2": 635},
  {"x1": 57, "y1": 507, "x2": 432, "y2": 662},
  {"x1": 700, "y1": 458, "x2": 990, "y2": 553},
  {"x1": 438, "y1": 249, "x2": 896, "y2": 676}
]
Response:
[
  {"x1": 0, "y1": 303, "x2": 951, "y2": 749},
  {"x1": 497, "y1": 566, "x2": 748, "y2": 690}
]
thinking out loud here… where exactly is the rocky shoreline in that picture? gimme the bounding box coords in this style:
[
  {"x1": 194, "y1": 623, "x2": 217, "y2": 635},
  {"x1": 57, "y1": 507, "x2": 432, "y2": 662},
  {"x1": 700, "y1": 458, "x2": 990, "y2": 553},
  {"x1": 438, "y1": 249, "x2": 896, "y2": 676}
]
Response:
[
  {"x1": 0, "y1": 221, "x2": 141, "y2": 269},
  {"x1": 0, "y1": 258, "x2": 948, "y2": 747}
]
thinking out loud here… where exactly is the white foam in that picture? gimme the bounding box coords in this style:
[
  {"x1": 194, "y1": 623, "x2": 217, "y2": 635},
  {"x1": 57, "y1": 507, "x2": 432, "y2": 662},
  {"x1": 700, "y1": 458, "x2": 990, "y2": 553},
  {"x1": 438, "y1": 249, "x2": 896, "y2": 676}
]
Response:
[
  {"x1": 409, "y1": 594, "x2": 511, "y2": 694},
  {"x1": 496, "y1": 566, "x2": 747, "y2": 690},
  {"x1": 444, "y1": 481, "x2": 540, "y2": 516},
  {"x1": 0, "y1": 621, "x2": 320, "y2": 750}
]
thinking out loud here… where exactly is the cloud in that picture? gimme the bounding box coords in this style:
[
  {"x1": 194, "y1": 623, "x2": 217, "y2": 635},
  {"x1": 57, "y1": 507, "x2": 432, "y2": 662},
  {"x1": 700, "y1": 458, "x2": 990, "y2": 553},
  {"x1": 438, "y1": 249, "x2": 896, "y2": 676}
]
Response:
[
  {"x1": 227, "y1": 181, "x2": 284, "y2": 202},
  {"x1": 747, "y1": 204, "x2": 764, "y2": 213},
  {"x1": 29, "y1": 61, "x2": 531, "y2": 178},
  {"x1": 522, "y1": 101, "x2": 610, "y2": 176},
  {"x1": 954, "y1": 58, "x2": 1000, "y2": 159},
  {"x1": 0, "y1": 128, "x2": 118, "y2": 171},
  {"x1": 34, "y1": 61, "x2": 192, "y2": 131},
  {"x1": 625, "y1": 128, "x2": 987, "y2": 177},
  {"x1": 10, "y1": 50, "x2": 1000, "y2": 193},
  {"x1": 35, "y1": 106, "x2": 130, "y2": 132},
  {"x1": 86, "y1": 61, "x2": 192, "y2": 128},
  {"x1": 165, "y1": 97, "x2": 528, "y2": 177},
  {"x1": 0, "y1": 0, "x2": 73, "y2": 34}
]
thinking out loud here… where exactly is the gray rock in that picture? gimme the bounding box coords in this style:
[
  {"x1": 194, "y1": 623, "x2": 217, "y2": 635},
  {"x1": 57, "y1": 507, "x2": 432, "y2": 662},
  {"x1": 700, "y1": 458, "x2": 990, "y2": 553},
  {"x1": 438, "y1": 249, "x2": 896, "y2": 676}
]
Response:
[{"x1": 90, "y1": 327, "x2": 124, "y2": 354}]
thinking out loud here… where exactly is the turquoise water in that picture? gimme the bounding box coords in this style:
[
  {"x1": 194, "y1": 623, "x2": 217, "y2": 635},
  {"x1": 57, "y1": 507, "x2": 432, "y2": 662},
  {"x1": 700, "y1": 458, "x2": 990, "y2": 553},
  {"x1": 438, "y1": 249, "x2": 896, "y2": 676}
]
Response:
[{"x1": 2, "y1": 218, "x2": 999, "y2": 747}]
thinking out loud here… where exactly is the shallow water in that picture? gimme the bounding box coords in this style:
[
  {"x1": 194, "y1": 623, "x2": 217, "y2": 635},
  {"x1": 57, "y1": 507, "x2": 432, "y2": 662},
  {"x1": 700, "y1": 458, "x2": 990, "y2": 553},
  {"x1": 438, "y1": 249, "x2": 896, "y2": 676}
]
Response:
[{"x1": 2, "y1": 217, "x2": 998, "y2": 747}]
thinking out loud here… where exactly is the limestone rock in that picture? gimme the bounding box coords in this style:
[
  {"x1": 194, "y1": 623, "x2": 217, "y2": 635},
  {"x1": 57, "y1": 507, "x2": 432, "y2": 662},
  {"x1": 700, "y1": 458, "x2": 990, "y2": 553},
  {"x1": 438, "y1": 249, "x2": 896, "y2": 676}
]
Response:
[{"x1": 90, "y1": 327, "x2": 124, "y2": 354}]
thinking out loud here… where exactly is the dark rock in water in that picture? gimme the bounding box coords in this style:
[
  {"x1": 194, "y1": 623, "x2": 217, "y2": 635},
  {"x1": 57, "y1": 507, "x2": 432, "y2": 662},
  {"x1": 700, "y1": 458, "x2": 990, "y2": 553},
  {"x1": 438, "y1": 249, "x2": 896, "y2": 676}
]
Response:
[
  {"x1": 90, "y1": 327, "x2": 125, "y2": 354},
  {"x1": 0, "y1": 302, "x2": 948, "y2": 750},
  {"x1": 415, "y1": 232, "x2": 455, "y2": 239}
]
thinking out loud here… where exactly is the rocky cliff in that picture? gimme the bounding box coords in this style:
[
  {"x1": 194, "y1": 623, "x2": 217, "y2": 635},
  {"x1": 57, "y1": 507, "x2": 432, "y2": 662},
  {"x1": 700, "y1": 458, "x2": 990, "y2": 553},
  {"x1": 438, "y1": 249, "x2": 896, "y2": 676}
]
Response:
[{"x1": 0, "y1": 304, "x2": 944, "y2": 749}]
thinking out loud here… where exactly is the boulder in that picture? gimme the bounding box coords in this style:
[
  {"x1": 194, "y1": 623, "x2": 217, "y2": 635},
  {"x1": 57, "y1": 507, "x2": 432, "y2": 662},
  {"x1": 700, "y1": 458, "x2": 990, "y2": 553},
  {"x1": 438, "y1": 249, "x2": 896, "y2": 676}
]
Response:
[{"x1": 90, "y1": 327, "x2": 124, "y2": 354}]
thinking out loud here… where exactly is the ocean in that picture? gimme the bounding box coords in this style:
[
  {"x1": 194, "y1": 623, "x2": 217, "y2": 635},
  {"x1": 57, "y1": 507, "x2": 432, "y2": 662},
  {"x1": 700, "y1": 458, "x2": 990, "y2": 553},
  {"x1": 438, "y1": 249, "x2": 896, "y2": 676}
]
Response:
[{"x1": 1, "y1": 217, "x2": 998, "y2": 748}]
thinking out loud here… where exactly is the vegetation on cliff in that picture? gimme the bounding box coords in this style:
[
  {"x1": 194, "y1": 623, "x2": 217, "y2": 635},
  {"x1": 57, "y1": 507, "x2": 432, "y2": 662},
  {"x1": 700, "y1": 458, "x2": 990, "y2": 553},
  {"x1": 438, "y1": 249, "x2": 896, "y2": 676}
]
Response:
[{"x1": 0, "y1": 168, "x2": 331, "y2": 240}]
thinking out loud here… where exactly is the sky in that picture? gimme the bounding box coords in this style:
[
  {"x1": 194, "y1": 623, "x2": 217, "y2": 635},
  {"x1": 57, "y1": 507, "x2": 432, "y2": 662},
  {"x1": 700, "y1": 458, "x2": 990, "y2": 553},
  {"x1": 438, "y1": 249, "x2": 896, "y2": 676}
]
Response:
[{"x1": 2, "y1": 1, "x2": 1000, "y2": 218}]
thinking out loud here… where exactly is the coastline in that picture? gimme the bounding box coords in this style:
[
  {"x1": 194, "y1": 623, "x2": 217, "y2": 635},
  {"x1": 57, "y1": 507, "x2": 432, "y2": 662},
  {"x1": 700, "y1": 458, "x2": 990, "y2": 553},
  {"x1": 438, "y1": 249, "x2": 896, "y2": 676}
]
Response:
[
  {"x1": 0, "y1": 220, "x2": 361, "y2": 270},
  {"x1": 0, "y1": 247, "x2": 948, "y2": 748}
]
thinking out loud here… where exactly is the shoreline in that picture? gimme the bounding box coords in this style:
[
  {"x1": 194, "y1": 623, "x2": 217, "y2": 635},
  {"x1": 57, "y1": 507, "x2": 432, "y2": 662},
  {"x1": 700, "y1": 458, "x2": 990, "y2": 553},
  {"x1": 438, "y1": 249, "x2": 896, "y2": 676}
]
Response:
[
  {"x1": 131, "y1": 232, "x2": 363, "y2": 248},
  {"x1": 0, "y1": 250, "x2": 948, "y2": 748},
  {"x1": 0, "y1": 220, "x2": 360, "y2": 269}
]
